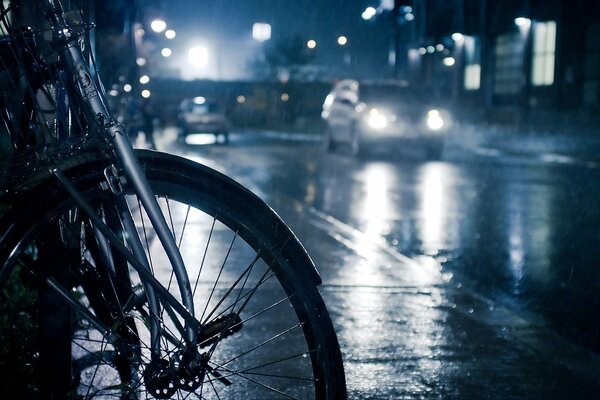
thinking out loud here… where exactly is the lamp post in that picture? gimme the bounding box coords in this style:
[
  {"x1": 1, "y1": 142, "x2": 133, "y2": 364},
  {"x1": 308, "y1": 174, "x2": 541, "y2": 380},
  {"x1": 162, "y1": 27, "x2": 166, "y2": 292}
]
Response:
[{"x1": 361, "y1": 0, "x2": 414, "y2": 79}]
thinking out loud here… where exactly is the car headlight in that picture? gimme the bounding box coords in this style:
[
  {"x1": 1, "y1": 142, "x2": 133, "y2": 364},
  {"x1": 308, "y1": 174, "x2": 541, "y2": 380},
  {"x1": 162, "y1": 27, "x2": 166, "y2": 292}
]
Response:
[
  {"x1": 426, "y1": 109, "x2": 444, "y2": 131},
  {"x1": 367, "y1": 108, "x2": 388, "y2": 130}
]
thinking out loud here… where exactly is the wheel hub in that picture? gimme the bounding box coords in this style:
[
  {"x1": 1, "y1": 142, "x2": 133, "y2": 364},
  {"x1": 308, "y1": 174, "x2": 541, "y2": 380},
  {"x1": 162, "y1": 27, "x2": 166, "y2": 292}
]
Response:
[{"x1": 144, "y1": 349, "x2": 208, "y2": 398}]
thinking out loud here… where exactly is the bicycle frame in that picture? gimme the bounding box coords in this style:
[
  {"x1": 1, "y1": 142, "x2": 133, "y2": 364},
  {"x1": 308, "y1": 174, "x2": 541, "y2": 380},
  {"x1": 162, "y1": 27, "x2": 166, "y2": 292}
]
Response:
[{"x1": 40, "y1": 0, "x2": 198, "y2": 350}]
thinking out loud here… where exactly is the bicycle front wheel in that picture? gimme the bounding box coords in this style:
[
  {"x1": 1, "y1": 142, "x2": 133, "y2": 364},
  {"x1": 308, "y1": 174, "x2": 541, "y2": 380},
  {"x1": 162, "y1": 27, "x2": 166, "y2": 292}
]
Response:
[{"x1": 0, "y1": 150, "x2": 346, "y2": 399}]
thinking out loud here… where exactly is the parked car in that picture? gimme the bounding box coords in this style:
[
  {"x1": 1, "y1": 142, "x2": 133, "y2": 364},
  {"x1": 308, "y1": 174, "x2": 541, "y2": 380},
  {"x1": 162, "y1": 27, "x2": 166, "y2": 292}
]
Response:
[
  {"x1": 321, "y1": 80, "x2": 452, "y2": 159},
  {"x1": 177, "y1": 97, "x2": 230, "y2": 144}
]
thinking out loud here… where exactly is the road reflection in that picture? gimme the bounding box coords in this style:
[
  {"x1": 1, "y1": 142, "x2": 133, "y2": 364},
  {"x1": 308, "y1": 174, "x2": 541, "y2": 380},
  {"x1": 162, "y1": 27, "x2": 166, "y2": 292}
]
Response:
[
  {"x1": 354, "y1": 164, "x2": 392, "y2": 259},
  {"x1": 419, "y1": 164, "x2": 449, "y2": 256}
]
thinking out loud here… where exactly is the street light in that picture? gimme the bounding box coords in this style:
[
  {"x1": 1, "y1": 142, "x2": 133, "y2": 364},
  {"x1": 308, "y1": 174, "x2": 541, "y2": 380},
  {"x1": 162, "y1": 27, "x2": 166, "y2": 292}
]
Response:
[
  {"x1": 252, "y1": 23, "x2": 271, "y2": 42},
  {"x1": 514, "y1": 17, "x2": 531, "y2": 27},
  {"x1": 337, "y1": 35, "x2": 348, "y2": 46},
  {"x1": 150, "y1": 19, "x2": 167, "y2": 33},
  {"x1": 165, "y1": 29, "x2": 176, "y2": 39},
  {"x1": 443, "y1": 57, "x2": 456, "y2": 66},
  {"x1": 451, "y1": 32, "x2": 464, "y2": 42},
  {"x1": 139, "y1": 74, "x2": 150, "y2": 84},
  {"x1": 188, "y1": 46, "x2": 209, "y2": 67},
  {"x1": 361, "y1": 6, "x2": 377, "y2": 20},
  {"x1": 307, "y1": 39, "x2": 317, "y2": 49},
  {"x1": 161, "y1": 48, "x2": 172, "y2": 57}
]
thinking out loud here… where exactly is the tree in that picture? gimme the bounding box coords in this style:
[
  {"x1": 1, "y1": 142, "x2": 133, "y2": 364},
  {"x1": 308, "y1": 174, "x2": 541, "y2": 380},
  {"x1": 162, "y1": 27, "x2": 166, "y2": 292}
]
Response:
[{"x1": 251, "y1": 35, "x2": 315, "y2": 81}]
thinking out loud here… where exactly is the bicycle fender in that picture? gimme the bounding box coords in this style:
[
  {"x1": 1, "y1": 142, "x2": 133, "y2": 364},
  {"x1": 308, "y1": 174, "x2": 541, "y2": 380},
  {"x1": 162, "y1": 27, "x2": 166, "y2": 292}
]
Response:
[{"x1": 135, "y1": 150, "x2": 323, "y2": 286}]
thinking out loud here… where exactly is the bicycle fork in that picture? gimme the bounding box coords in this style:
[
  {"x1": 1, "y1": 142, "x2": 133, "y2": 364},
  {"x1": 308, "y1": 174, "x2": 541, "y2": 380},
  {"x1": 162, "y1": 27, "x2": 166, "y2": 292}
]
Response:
[{"x1": 45, "y1": 0, "x2": 198, "y2": 351}]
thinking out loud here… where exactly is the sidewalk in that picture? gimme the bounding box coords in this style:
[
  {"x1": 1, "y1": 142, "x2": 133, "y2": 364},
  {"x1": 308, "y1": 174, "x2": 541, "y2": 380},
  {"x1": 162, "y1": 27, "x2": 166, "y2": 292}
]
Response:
[{"x1": 448, "y1": 122, "x2": 600, "y2": 164}]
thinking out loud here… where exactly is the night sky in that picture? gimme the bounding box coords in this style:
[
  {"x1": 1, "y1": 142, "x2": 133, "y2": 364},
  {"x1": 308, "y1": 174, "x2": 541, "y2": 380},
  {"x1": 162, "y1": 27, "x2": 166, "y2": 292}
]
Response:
[{"x1": 151, "y1": 0, "x2": 391, "y2": 80}]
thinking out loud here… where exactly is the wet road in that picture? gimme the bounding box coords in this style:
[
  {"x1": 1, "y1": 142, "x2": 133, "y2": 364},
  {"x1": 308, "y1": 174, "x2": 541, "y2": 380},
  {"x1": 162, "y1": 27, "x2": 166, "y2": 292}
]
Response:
[{"x1": 155, "y1": 129, "x2": 600, "y2": 398}]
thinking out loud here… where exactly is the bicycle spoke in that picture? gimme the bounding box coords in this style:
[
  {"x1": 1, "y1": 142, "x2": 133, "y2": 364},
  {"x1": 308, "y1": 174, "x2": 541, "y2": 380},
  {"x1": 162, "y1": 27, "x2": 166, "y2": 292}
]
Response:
[
  {"x1": 201, "y1": 253, "x2": 260, "y2": 325},
  {"x1": 193, "y1": 216, "x2": 216, "y2": 298},
  {"x1": 200, "y1": 230, "x2": 238, "y2": 323},
  {"x1": 209, "y1": 365, "x2": 301, "y2": 400},
  {"x1": 219, "y1": 323, "x2": 304, "y2": 368}
]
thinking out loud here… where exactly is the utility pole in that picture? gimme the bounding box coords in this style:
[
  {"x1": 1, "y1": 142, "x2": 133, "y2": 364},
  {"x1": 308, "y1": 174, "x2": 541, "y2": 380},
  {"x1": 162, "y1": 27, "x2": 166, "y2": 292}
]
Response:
[{"x1": 392, "y1": 0, "x2": 400, "y2": 78}]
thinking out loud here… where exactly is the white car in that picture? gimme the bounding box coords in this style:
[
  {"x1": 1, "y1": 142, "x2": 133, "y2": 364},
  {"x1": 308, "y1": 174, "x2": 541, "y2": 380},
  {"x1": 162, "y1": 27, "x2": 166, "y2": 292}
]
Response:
[
  {"x1": 177, "y1": 97, "x2": 230, "y2": 144},
  {"x1": 321, "y1": 80, "x2": 452, "y2": 159}
]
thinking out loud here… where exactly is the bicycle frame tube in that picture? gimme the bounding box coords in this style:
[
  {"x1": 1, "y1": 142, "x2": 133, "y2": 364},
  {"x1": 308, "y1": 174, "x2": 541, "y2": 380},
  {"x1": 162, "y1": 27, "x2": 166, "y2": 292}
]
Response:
[{"x1": 44, "y1": 0, "x2": 197, "y2": 346}]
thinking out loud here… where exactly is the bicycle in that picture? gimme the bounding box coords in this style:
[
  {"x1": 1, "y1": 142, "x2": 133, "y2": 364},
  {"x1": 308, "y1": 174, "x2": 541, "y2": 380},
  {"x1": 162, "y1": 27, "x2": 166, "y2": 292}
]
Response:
[{"x1": 0, "y1": 1, "x2": 346, "y2": 398}]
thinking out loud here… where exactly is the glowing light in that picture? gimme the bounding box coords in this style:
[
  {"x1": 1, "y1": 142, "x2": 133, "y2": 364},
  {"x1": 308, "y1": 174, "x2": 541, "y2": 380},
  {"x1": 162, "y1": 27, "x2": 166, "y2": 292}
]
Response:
[
  {"x1": 307, "y1": 39, "x2": 317, "y2": 49},
  {"x1": 281, "y1": 93, "x2": 289, "y2": 102},
  {"x1": 188, "y1": 46, "x2": 209, "y2": 67},
  {"x1": 452, "y1": 32, "x2": 464, "y2": 41},
  {"x1": 418, "y1": 47, "x2": 427, "y2": 55},
  {"x1": 367, "y1": 109, "x2": 388, "y2": 130},
  {"x1": 193, "y1": 96, "x2": 206, "y2": 105},
  {"x1": 514, "y1": 17, "x2": 531, "y2": 27},
  {"x1": 405, "y1": 13, "x2": 414, "y2": 21},
  {"x1": 165, "y1": 29, "x2": 176, "y2": 39},
  {"x1": 337, "y1": 35, "x2": 348, "y2": 46},
  {"x1": 139, "y1": 75, "x2": 150, "y2": 84},
  {"x1": 108, "y1": 89, "x2": 119, "y2": 97},
  {"x1": 435, "y1": 43, "x2": 444, "y2": 51},
  {"x1": 426, "y1": 46, "x2": 435, "y2": 53},
  {"x1": 426, "y1": 109, "x2": 444, "y2": 131},
  {"x1": 141, "y1": 89, "x2": 151, "y2": 98},
  {"x1": 136, "y1": 57, "x2": 147, "y2": 66},
  {"x1": 184, "y1": 134, "x2": 217, "y2": 146},
  {"x1": 361, "y1": 7, "x2": 377, "y2": 20},
  {"x1": 150, "y1": 19, "x2": 167, "y2": 33},
  {"x1": 123, "y1": 84, "x2": 132, "y2": 93},
  {"x1": 443, "y1": 57, "x2": 455, "y2": 67},
  {"x1": 161, "y1": 48, "x2": 172, "y2": 57},
  {"x1": 252, "y1": 22, "x2": 271, "y2": 42},
  {"x1": 237, "y1": 95, "x2": 246, "y2": 103}
]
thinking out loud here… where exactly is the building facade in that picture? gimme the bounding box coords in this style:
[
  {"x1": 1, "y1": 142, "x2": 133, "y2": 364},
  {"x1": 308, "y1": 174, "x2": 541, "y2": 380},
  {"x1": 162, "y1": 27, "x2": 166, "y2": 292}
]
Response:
[{"x1": 403, "y1": 0, "x2": 600, "y2": 122}]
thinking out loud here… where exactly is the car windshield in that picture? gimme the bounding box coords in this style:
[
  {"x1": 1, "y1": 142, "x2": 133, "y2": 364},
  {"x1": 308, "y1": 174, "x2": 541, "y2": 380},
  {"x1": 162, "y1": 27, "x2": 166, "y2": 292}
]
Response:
[
  {"x1": 191, "y1": 103, "x2": 219, "y2": 114},
  {"x1": 360, "y1": 84, "x2": 439, "y2": 106},
  {"x1": 182, "y1": 101, "x2": 220, "y2": 114}
]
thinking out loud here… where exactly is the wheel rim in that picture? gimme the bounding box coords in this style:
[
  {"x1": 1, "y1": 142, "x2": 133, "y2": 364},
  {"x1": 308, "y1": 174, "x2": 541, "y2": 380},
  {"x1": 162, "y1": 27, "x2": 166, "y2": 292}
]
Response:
[{"x1": 0, "y1": 170, "x2": 336, "y2": 399}]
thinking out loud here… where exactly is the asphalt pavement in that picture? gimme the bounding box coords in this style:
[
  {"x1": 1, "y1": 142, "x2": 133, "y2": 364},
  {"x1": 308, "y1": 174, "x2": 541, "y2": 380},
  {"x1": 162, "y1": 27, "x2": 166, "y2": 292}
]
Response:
[{"x1": 147, "y1": 126, "x2": 600, "y2": 399}]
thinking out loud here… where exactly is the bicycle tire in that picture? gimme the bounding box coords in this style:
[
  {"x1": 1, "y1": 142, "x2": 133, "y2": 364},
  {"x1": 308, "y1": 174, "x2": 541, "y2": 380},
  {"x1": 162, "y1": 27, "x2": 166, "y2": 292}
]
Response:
[{"x1": 0, "y1": 150, "x2": 346, "y2": 399}]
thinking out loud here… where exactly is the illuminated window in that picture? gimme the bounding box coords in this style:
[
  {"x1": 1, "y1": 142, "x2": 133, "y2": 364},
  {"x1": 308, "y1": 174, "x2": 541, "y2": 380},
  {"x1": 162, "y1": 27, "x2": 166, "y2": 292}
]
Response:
[
  {"x1": 463, "y1": 36, "x2": 481, "y2": 90},
  {"x1": 493, "y1": 34, "x2": 524, "y2": 95},
  {"x1": 531, "y1": 21, "x2": 556, "y2": 86},
  {"x1": 465, "y1": 65, "x2": 481, "y2": 90}
]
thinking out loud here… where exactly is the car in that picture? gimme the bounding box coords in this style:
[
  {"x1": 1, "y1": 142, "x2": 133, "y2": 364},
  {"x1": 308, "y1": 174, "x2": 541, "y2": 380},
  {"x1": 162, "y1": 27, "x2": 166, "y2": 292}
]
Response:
[
  {"x1": 177, "y1": 97, "x2": 230, "y2": 144},
  {"x1": 321, "y1": 80, "x2": 452, "y2": 159}
]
